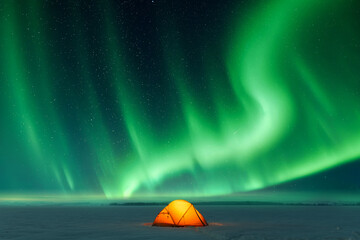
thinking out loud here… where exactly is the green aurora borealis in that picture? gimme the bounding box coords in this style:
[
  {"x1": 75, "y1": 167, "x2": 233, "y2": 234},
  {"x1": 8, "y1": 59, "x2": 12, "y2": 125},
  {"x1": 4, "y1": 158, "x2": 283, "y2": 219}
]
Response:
[{"x1": 0, "y1": 0, "x2": 360, "y2": 200}]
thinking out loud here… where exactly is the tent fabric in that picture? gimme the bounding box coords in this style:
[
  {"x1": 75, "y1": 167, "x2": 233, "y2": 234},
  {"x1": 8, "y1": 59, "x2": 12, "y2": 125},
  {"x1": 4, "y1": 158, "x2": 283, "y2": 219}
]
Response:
[{"x1": 152, "y1": 200, "x2": 208, "y2": 227}]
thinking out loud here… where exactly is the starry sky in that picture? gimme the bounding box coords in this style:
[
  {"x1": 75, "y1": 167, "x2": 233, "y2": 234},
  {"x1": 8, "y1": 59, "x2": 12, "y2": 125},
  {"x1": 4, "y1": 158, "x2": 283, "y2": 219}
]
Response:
[{"x1": 0, "y1": 0, "x2": 360, "y2": 201}]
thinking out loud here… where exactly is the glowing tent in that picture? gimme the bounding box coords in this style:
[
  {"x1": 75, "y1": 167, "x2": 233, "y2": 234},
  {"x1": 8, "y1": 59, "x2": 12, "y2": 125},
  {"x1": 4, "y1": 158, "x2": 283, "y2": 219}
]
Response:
[{"x1": 152, "y1": 199, "x2": 208, "y2": 227}]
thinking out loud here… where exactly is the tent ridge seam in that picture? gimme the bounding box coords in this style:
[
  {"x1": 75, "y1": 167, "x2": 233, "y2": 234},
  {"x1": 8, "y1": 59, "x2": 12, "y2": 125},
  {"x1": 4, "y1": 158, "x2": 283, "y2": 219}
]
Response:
[
  {"x1": 165, "y1": 206, "x2": 176, "y2": 225},
  {"x1": 194, "y1": 209, "x2": 207, "y2": 226},
  {"x1": 176, "y1": 204, "x2": 192, "y2": 225}
]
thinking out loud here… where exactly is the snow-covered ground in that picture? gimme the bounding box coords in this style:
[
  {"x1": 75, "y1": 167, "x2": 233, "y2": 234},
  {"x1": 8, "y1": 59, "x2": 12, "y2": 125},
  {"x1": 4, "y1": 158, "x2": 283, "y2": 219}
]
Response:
[{"x1": 1, "y1": 205, "x2": 359, "y2": 239}]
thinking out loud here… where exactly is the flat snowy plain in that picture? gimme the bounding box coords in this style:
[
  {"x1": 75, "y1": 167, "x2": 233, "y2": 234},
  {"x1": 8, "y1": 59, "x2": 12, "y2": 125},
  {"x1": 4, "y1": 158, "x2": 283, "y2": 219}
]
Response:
[{"x1": 1, "y1": 205, "x2": 359, "y2": 240}]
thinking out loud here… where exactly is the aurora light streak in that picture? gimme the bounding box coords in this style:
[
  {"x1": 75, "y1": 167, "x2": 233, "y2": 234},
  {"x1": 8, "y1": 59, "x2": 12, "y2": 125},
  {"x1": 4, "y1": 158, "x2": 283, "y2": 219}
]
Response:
[{"x1": 0, "y1": 0, "x2": 360, "y2": 200}]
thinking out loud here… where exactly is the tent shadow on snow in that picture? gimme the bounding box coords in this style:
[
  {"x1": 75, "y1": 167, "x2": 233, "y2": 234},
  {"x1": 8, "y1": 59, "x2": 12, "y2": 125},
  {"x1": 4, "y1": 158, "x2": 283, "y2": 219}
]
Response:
[{"x1": 152, "y1": 200, "x2": 208, "y2": 227}]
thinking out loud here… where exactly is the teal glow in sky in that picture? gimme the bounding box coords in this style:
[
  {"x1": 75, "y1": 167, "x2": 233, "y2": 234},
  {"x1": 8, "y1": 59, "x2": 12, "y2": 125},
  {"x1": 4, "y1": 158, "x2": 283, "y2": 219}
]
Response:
[{"x1": 0, "y1": 0, "x2": 360, "y2": 199}]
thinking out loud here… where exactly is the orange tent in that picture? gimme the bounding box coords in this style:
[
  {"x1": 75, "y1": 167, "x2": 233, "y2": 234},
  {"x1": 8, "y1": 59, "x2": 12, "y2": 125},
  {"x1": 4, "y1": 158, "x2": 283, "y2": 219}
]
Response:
[{"x1": 152, "y1": 199, "x2": 208, "y2": 227}]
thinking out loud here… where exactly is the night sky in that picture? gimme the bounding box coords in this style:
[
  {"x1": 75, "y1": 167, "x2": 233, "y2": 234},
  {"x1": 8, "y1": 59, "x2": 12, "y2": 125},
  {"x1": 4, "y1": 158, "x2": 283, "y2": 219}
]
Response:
[{"x1": 1, "y1": 0, "x2": 360, "y2": 201}]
